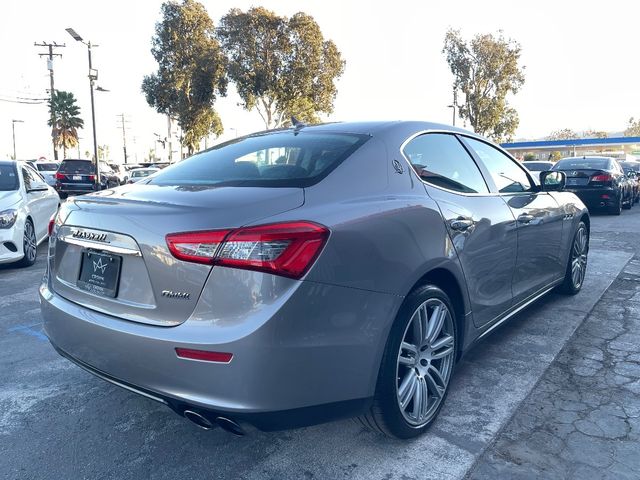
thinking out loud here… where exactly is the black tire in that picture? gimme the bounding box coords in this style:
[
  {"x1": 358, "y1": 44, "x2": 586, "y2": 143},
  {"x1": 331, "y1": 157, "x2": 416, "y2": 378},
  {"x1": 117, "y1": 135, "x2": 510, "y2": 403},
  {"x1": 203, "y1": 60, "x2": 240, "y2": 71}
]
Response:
[
  {"x1": 358, "y1": 285, "x2": 458, "y2": 438},
  {"x1": 608, "y1": 194, "x2": 622, "y2": 215},
  {"x1": 15, "y1": 219, "x2": 37, "y2": 268},
  {"x1": 558, "y1": 221, "x2": 589, "y2": 295}
]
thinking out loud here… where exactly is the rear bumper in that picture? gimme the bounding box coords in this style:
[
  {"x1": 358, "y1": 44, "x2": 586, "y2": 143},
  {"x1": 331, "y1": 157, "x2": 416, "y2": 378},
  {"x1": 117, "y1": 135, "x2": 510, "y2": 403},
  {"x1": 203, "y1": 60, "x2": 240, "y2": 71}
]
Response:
[
  {"x1": 566, "y1": 188, "x2": 619, "y2": 209},
  {"x1": 39, "y1": 273, "x2": 400, "y2": 430},
  {"x1": 55, "y1": 182, "x2": 98, "y2": 194}
]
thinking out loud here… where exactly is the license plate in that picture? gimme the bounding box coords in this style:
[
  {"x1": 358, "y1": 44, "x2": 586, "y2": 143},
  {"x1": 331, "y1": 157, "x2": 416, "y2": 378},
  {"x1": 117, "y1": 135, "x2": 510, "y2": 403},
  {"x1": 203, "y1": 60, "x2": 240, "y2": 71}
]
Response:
[
  {"x1": 566, "y1": 178, "x2": 587, "y2": 186},
  {"x1": 77, "y1": 251, "x2": 122, "y2": 298},
  {"x1": 73, "y1": 175, "x2": 82, "y2": 180}
]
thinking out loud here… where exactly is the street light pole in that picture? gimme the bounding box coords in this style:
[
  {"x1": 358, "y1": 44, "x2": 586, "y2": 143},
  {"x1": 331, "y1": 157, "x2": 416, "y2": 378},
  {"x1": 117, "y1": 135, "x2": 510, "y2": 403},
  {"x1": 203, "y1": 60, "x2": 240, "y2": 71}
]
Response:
[
  {"x1": 66, "y1": 27, "x2": 100, "y2": 187},
  {"x1": 447, "y1": 89, "x2": 458, "y2": 127},
  {"x1": 11, "y1": 120, "x2": 23, "y2": 160}
]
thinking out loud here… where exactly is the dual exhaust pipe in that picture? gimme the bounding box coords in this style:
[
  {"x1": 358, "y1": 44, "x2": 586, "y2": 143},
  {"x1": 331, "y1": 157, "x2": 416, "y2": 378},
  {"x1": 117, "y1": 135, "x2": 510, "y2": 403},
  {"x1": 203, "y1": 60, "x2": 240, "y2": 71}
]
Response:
[{"x1": 183, "y1": 409, "x2": 246, "y2": 436}]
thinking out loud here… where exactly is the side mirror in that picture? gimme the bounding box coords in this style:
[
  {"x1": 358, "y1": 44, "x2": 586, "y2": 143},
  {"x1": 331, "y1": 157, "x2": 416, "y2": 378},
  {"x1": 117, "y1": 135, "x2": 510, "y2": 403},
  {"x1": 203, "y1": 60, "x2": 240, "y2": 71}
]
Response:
[{"x1": 540, "y1": 171, "x2": 565, "y2": 192}]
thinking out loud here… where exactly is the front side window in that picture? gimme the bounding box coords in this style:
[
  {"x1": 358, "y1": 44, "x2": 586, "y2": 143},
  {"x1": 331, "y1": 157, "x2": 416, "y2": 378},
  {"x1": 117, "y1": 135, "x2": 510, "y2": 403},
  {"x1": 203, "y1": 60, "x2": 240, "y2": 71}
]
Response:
[
  {"x1": 465, "y1": 137, "x2": 532, "y2": 193},
  {"x1": 402, "y1": 133, "x2": 489, "y2": 194},
  {"x1": 148, "y1": 131, "x2": 369, "y2": 188}
]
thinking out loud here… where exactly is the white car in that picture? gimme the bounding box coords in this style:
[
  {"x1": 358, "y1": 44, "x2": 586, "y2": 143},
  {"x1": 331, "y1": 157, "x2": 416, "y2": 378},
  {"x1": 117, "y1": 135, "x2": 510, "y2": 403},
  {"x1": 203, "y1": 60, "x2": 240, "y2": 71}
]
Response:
[
  {"x1": 126, "y1": 167, "x2": 160, "y2": 183},
  {"x1": 35, "y1": 161, "x2": 60, "y2": 187},
  {"x1": 0, "y1": 160, "x2": 60, "y2": 267}
]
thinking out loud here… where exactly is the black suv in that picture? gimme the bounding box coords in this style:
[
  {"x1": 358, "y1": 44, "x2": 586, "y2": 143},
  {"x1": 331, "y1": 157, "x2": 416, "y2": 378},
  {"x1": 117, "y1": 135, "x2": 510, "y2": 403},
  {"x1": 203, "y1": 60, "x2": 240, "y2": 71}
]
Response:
[{"x1": 54, "y1": 159, "x2": 119, "y2": 198}]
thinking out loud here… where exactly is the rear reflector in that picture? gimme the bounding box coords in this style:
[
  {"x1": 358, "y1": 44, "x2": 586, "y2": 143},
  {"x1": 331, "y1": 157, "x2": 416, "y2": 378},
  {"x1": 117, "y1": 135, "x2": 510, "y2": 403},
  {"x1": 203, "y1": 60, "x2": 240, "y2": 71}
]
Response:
[
  {"x1": 48, "y1": 218, "x2": 55, "y2": 236},
  {"x1": 166, "y1": 221, "x2": 329, "y2": 279},
  {"x1": 175, "y1": 348, "x2": 233, "y2": 363}
]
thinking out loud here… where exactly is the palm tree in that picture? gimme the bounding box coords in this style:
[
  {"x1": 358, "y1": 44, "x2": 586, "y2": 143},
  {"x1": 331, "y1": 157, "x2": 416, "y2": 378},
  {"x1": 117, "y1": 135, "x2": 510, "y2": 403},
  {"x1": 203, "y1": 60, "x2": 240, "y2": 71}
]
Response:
[{"x1": 48, "y1": 91, "x2": 84, "y2": 159}]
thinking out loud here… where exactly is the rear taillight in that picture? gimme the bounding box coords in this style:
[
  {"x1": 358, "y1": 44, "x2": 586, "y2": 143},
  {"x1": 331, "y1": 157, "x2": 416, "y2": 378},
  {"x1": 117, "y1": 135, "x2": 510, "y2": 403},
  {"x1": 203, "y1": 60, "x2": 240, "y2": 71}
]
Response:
[
  {"x1": 88, "y1": 174, "x2": 96, "y2": 181},
  {"x1": 55, "y1": 172, "x2": 65, "y2": 180},
  {"x1": 166, "y1": 221, "x2": 329, "y2": 279},
  {"x1": 591, "y1": 174, "x2": 613, "y2": 182},
  {"x1": 48, "y1": 218, "x2": 55, "y2": 236}
]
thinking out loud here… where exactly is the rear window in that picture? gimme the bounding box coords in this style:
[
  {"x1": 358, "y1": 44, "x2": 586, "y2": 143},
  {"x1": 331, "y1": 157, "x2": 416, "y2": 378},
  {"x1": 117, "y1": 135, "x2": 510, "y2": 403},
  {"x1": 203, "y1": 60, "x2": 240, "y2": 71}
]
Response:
[
  {"x1": 132, "y1": 169, "x2": 155, "y2": 178},
  {"x1": 148, "y1": 131, "x2": 370, "y2": 187},
  {"x1": 620, "y1": 162, "x2": 640, "y2": 172},
  {"x1": 0, "y1": 164, "x2": 18, "y2": 191},
  {"x1": 59, "y1": 161, "x2": 95, "y2": 174},
  {"x1": 36, "y1": 163, "x2": 59, "y2": 171},
  {"x1": 553, "y1": 158, "x2": 610, "y2": 170}
]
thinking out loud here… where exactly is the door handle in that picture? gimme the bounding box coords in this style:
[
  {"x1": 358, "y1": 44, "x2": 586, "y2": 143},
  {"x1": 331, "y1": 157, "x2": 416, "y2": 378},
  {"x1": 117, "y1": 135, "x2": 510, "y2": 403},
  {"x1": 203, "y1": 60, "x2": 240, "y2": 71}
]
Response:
[
  {"x1": 517, "y1": 214, "x2": 535, "y2": 224},
  {"x1": 449, "y1": 218, "x2": 474, "y2": 231}
]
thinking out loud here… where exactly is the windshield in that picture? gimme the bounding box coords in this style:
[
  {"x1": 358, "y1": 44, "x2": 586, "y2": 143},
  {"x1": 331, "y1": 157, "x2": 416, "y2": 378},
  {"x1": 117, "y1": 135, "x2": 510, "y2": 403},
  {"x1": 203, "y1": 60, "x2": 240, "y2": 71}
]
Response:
[
  {"x1": 148, "y1": 131, "x2": 370, "y2": 188},
  {"x1": 553, "y1": 158, "x2": 610, "y2": 170},
  {"x1": 59, "y1": 161, "x2": 95, "y2": 174},
  {"x1": 0, "y1": 164, "x2": 19, "y2": 191},
  {"x1": 36, "y1": 163, "x2": 59, "y2": 171}
]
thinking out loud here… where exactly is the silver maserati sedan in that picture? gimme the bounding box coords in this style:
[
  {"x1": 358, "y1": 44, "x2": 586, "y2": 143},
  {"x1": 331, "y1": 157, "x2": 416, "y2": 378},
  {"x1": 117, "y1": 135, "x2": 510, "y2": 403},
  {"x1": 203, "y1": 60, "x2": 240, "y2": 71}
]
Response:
[{"x1": 40, "y1": 121, "x2": 589, "y2": 438}]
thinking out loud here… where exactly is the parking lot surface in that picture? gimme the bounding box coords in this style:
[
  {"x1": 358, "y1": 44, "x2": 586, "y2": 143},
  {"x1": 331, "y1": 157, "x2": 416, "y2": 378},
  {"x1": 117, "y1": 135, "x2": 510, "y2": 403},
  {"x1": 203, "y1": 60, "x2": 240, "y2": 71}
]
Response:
[{"x1": 1, "y1": 209, "x2": 639, "y2": 480}]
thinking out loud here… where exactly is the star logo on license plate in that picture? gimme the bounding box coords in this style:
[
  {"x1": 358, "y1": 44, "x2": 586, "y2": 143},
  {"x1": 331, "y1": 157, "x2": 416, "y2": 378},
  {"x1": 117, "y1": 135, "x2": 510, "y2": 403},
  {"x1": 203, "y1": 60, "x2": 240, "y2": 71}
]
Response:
[{"x1": 93, "y1": 257, "x2": 108, "y2": 274}]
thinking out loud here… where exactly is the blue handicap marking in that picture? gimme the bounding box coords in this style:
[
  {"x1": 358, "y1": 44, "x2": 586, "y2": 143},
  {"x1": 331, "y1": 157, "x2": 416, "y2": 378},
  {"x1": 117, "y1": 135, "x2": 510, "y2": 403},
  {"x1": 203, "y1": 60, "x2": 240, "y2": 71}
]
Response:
[{"x1": 8, "y1": 323, "x2": 48, "y2": 342}]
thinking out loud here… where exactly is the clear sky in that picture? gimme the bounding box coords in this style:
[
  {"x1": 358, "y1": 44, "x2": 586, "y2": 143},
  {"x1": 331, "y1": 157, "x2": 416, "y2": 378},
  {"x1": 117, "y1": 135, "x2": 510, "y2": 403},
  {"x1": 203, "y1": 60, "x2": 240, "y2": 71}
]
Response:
[{"x1": 1, "y1": 0, "x2": 638, "y2": 162}]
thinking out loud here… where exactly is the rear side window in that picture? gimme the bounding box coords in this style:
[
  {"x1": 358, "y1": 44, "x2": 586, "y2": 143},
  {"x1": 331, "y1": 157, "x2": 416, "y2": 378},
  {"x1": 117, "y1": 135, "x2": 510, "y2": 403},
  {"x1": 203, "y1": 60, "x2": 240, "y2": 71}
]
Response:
[
  {"x1": 36, "y1": 163, "x2": 59, "y2": 171},
  {"x1": 0, "y1": 165, "x2": 18, "y2": 191},
  {"x1": 403, "y1": 133, "x2": 489, "y2": 194},
  {"x1": 149, "y1": 131, "x2": 369, "y2": 187},
  {"x1": 465, "y1": 137, "x2": 532, "y2": 193},
  {"x1": 59, "y1": 161, "x2": 95, "y2": 174}
]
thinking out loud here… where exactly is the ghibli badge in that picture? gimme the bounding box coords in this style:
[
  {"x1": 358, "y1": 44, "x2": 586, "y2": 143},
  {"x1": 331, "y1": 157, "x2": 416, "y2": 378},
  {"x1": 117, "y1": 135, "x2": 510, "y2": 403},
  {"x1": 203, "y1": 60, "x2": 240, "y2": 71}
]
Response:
[
  {"x1": 162, "y1": 290, "x2": 191, "y2": 300},
  {"x1": 71, "y1": 229, "x2": 109, "y2": 243}
]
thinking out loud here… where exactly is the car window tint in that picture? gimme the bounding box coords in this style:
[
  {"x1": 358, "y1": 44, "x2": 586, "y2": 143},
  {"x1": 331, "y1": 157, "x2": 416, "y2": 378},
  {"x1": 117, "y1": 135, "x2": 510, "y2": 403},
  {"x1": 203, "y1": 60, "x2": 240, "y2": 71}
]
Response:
[
  {"x1": 22, "y1": 168, "x2": 33, "y2": 190},
  {"x1": 552, "y1": 158, "x2": 610, "y2": 170},
  {"x1": 148, "y1": 132, "x2": 369, "y2": 188},
  {"x1": 402, "y1": 133, "x2": 488, "y2": 194},
  {"x1": 465, "y1": 137, "x2": 532, "y2": 193},
  {"x1": 0, "y1": 165, "x2": 18, "y2": 191},
  {"x1": 26, "y1": 165, "x2": 44, "y2": 182},
  {"x1": 59, "y1": 161, "x2": 95, "y2": 174}
]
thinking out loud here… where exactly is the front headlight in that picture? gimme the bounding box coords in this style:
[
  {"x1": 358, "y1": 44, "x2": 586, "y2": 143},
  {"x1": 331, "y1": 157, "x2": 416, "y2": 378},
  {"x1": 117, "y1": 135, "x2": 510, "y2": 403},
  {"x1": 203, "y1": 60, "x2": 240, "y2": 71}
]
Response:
[{"x1": 0, "y1": 209, "x2": 18, "y2": 229}]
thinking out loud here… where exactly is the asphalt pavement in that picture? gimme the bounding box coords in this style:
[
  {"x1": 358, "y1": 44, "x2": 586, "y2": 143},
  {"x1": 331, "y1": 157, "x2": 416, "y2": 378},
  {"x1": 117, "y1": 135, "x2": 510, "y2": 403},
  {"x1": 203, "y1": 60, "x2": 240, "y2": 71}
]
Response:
[{"x1": 1, "y1": 208, "x2": 639, "y2": 480}]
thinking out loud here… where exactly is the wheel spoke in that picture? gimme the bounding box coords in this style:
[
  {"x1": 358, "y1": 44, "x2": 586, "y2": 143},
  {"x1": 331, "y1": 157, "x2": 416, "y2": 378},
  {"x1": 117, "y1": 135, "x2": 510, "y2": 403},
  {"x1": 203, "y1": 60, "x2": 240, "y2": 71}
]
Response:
[
  {"x1": 411, "y1": 308, "x2": 425, "y2": 345},
  {"x1": 426, "y1": 305, "x2": 446, "y2": 345},
  {"x1": 431, "y1": 334, "x2": 455, "y2": 359},
  {"x1": 426, "y1": 366, "x2": 446, "y2": 398},
  {"x1": 398, "y1": 371, "x2": 418, "y2": 410},
  {"x1": 412, "y1": 376, "x2": 428, "y2": 420},
  {"x1": 399, "y1": 341, "x2": 418, "y2": 366}
]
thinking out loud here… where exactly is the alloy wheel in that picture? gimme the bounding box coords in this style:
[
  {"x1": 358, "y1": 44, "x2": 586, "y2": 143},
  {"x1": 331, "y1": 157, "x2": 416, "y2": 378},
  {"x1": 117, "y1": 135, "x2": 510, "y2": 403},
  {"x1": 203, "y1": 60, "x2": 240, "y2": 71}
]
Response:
[
  {"x1": 23, "y1": 221, "x2": 37, "y2": 262},
  {"x1": 570, "y1": 226, "x2": 588, "y2": 289},
  {"x1": 396, "y1": 298, "x2": 455, "y2": 426}
]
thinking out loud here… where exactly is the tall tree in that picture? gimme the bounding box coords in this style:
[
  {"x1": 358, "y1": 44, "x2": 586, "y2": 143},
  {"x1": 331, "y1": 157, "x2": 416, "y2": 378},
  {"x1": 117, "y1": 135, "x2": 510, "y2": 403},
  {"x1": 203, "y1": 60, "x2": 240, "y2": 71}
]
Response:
[
  {"x1": 547, "y1": 128, "x2": 578, "y2": 140},
  {"x1": 583, "y1": 129, "x2": 607, "y2": 139},
  {"x1": 217, "y1": 7, "x2": 345, "y2": 129},
  {"x1": 48, "y1": 91, "x2": 84, "y2": 159},
  {"x1": 443, "y1": 29, "x2": 525, "y2": 142},
  {"x1": 624, "y1": 117, "x2": 640, "y2": 137},
  {"x1": 142, "y1": 0, "x2": 227, "y2": 155}
]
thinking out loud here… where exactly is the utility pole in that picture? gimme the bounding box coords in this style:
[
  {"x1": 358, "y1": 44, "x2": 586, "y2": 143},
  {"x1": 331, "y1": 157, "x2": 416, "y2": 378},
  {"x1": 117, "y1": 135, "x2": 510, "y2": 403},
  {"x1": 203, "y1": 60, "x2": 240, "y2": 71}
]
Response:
[
  {"x1": 167, "y1": 115, "x2": 173, "y2": 163},
  {"x1": 12, "y1": 120, "x2": 24, "y2": 160},
  {"x1": 35, "y1": 41, "x2": 65, "y2": 160},
  {"x1": 117, "y1": 113, "x2": 129, "y2": 163},
  {"x1": 448, "y1": 89, "x2": 458, "y2": 127}
]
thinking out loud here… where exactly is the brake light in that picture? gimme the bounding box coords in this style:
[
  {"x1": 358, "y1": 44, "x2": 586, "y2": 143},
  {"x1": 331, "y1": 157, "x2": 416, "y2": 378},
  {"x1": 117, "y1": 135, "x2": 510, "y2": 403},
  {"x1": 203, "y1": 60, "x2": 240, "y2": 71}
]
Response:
[
  {"x1": 88, "y1": 174, "x2": 96, "y2": 181},
  {"x1": 55, "y1": 172, "x2": 65, "y2": 180},
  {"x1": 48, "y1": 218, "x2": 55, "y2": 236},
  {"x1": 591, "y1": 174, "x2": 613, "y2": 182},
  {"x1": 166, "y1": 221, "x2": 329, "y2": 279}
]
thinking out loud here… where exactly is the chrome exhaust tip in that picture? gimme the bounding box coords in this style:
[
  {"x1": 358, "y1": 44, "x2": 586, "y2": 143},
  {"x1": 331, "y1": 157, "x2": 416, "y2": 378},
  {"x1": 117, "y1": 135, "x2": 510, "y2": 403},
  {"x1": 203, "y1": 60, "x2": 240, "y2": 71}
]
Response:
[
  {"x1": 184, "y1": 410, "x2": 216, "y2": 430},
  {"x1": 215, "y1": 416, "x2": 246, "y2": 436}
]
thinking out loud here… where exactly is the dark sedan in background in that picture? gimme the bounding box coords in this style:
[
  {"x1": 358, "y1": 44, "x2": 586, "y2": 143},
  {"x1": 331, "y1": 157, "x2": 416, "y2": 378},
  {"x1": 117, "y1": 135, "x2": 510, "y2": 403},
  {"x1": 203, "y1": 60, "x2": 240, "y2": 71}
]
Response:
[
  {"x1": 552, "y1": 156, "x2": 631, "y2": 214},
  {"x1": 522, "y1": 161, "x2": 555, "y2": 182}
]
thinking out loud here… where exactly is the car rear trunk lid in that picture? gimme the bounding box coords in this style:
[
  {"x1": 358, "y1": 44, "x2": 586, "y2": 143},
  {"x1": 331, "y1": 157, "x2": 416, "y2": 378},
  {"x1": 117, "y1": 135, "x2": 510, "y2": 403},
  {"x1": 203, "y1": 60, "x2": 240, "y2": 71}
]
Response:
[{"x1": 50, "y1": 184, "x2": 304, "y2": 326}]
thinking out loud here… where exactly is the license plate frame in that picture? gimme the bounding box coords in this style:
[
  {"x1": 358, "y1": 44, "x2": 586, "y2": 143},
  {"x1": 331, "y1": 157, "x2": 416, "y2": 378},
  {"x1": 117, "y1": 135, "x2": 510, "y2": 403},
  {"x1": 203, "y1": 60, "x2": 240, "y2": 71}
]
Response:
[
  {"x1": 77, "y1": 250, "x2": 122, "y2": 298},
  {"x1": 72, "y1": 175, "x2": 82, "y2": 180}
]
